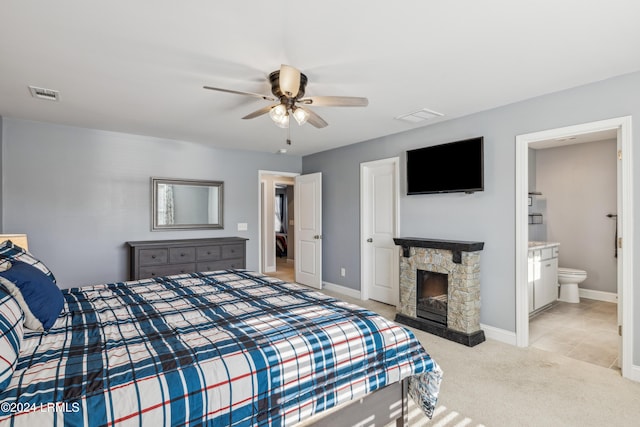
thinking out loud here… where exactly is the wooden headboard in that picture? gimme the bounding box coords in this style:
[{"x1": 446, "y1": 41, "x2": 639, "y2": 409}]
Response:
[{"x1": 0, "y1": 234, "x2": 28, "y2": 250}]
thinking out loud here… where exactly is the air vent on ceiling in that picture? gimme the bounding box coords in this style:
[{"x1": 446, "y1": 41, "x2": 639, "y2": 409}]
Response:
[
  {"x1": 28, "y1": 86, "x2": 60, "y2": 101},
  {"x1": 395, "y1": 108, "x2": 443, "y2": 123}
]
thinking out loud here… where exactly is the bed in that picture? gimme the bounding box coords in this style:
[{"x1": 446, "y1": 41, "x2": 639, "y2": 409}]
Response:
[{"x1": 0, "y1": 236, "x2": 442, "y2": 426}]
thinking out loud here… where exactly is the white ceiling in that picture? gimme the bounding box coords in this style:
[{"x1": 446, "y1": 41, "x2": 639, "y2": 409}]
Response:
[{"x1": 2, "y1": 1, "x2": 640, "y2": 156}]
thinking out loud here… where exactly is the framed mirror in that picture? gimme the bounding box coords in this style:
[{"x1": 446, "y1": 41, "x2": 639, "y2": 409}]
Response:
[{"x1": 152, "y1": 177, "x2": 224, "y2": 230}]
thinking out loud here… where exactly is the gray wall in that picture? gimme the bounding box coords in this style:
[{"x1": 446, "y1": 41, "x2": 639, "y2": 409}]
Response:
[
  {"x1": 1, "y1": 118, "x2": 301, "y2": 287},
  {"x1": 303, "y1": 70, "x2": 640, "y2": 365},
  {"x1": 535, "y1": 139, "x2": 617, "y2": 294}
]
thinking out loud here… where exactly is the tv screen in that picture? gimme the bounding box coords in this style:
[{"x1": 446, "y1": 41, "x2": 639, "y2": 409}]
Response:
[{"x1": 406, "y1": 137, "x2": 484, "y2": 195}]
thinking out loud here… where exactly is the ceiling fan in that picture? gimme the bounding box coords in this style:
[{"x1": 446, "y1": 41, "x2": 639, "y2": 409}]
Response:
[{"x1": 203, "y1": 64, "x2": 368, "y2": 131}]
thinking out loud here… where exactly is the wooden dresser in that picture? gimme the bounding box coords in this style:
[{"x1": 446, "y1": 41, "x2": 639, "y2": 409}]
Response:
[{"x1": 126, "y1": 237, "x2": 248, "y2": 280}]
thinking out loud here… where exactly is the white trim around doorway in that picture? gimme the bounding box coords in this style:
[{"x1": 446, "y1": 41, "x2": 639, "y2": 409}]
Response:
[
  {"x1": 258, "y1": 170, "x2": 300, "y2": 275},
  {"x1": 515, "y1": 116, "x2": 635, "y2": 381}
]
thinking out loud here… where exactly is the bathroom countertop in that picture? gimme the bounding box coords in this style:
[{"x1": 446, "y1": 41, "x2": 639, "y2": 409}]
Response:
[{"x1": 528, "y1": 241, "x2": 560, "y2": 250}]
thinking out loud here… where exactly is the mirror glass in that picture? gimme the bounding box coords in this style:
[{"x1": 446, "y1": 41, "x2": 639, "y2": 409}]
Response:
[{"x1": 152, "y1": 178, "x2": 224, "y2": 230}]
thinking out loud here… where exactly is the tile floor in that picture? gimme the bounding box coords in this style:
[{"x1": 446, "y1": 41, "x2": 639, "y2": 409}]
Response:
[{"x1": 529, "y1": 298, "x2": 620, "y2": 370}]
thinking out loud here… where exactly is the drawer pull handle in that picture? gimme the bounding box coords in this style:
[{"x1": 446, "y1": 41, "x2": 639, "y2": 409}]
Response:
[
  {"x1": 151, "y1": 255, "x2": 156, "y2": 259},
  {"x1": 207, "y1": 251, "x2": 211, "y2": 255},
  {"x1": 151, "y1": 273, "x2": 156, "y2": 276}
]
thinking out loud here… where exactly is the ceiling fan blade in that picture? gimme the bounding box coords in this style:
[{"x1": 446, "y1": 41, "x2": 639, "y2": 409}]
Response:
[
  {"x1": 279, "y1": 64, "x2": 301, "y2": 98},
  {"x1": 299, "y1": 96, "x2": 369, "y2": 107},
  {"x1": 242, "y1": 104, "x2": 276, "y2": 120},
  {"x1": 303, "y1": 107, "x2": 328, "y2": 128},
  {"x1": 203, "y1": 86, "x2": 276, "y2": 101}
]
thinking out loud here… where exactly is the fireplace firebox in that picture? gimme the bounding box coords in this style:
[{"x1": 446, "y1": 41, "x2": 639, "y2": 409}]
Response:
[{"x1": 416, "y1": 270, "x2": 448, "y2": 325}]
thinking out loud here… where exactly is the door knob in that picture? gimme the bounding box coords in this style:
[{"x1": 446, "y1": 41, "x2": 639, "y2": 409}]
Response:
[
  {"x1": 314, "y1": 235, "x2": 322, "y2": 239},
  {"x1": 367, "y1": 238, "x2": 373, "y2": 243}
]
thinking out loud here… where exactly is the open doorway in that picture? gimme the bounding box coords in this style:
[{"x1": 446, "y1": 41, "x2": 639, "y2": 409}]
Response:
[
  {"x1": 515, "y1": 116, "x2": 634, "y2": 380},
  {"x1": 527, "y1": 131, "x2": 618, "y2": 369},
  {"x1": 259, "y1": 171, "x2": 297, "y2": 282}
]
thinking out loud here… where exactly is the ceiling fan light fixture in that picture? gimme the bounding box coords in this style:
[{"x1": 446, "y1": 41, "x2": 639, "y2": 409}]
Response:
[
  {"x1": 269, "y1": 104, "x2": 290, "y2": 127},
  {"x1": 274, "y1": 114, "x2": 289, "y2": 128},
  {"x1": 292, "y1": 107, "x2": 309, "y2": 126},
  {"x1": 269, "y1": 104, "x2": 287, "y2": 119},
  {"x1": 269, "y1": 107, "x2": 289, "y2": 128}
]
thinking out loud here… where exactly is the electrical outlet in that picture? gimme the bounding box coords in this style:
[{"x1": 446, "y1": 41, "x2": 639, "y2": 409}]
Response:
[{"x1": 340, "y1": 268, "x2": 346, "y2": 277}]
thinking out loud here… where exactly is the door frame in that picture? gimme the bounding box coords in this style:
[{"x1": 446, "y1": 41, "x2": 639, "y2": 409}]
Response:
[
  {"x1": 258, "y1": 170, "x2": 299, "y2": 274},
  {"x1": 515, "y1": 116, "x2": 634, "y2": 380},
  {"x1": 360, "y1": 157, "x2": 400, "y2": 302}
]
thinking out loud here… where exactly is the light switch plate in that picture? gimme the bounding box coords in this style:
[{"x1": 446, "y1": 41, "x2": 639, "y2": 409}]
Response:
[{"x1": 237, "y1": 223, "x2": 248, "y2": 231}]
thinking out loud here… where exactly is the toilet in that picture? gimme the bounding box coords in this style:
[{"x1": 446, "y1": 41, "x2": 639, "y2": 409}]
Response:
[{"x1": 557, "y1": 267, "x2": 588, "y2": 303}]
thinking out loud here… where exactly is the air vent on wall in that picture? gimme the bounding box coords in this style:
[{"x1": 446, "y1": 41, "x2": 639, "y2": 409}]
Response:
[
  {"x1": 395, "y1": 108, "x2": 444, "y2": 123},
  {"x1": 28, "y1": 86, "x2": 60, "y2": 101}
]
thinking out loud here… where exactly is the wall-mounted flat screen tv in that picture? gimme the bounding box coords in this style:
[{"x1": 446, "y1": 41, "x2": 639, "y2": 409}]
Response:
[{"x1": 406, "y1": 137, "x2": 484, "y2": 195}]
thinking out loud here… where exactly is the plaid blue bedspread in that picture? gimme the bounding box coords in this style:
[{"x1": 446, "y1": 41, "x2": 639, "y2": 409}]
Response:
[{"x1": 0, "y1": 270, "x2": 441, "y2": 426}]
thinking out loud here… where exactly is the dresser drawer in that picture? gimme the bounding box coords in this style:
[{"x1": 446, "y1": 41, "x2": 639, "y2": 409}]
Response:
[
  {"x1": 169, "y1": 247, "x2": 196, "y2": 263},
  {"x1": 222, "y1": 244, "x2": 244, "y2": 259},
  {"x1": 127, "y1": 237, "x2": 247, "y2": 281},
  {"x1": 139, "y1": 263, "x2": 196, "y2": 279},
  {"x1": 197, "y1": 259, "x2": 244, "y2": 272},
  {"x1": 196, "y1": 246, "x2": 221, "y2": 261},
  {"x1": 139, "y1": 249, "x2": 168, "y2": 266}
]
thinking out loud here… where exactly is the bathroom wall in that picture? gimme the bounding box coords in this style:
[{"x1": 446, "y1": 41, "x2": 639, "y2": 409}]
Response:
[
  {"x1": 527, "y1": 147, "x2": 548, "y2": 242},
  {"x1": 528, "y1": 148, "x2": 537, "y2": 192},
  {"x1": 535, "y1": 139, "x2": 617, "y2": 294}
]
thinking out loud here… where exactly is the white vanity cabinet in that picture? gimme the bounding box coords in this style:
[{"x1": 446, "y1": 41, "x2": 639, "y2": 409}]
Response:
[{"x1": 528, "y1": 243, "x2": 559, "y2": 313}]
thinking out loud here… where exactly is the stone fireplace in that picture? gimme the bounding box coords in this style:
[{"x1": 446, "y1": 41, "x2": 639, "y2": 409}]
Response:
[{"x1": 393, "y1": 237, "x2": 485, "y2": 347}]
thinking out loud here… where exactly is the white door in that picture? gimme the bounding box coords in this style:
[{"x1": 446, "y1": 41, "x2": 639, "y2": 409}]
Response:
[
  {"x1": 361, "y1": 158, "x2": 399, "y2": 305},
  {"x1": 295, "y1": 173, "x2": 322, "y2": 288}
]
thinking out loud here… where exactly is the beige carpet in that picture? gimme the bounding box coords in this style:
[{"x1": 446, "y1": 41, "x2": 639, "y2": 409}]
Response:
[{"x1": 319, "y1": 289, "x2": 640, "y2": 427}]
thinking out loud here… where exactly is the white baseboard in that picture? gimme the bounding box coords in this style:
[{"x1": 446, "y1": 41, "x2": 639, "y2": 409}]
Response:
[
  {"x1": 579, "y1": 289, "x2": 618, "y2": 303},
  {"x1": 322, "y1": 281, "x2": 362, "y2": 300},
  {"x1": 480, "y1": 323, "x2": 517, "y2": 346},
  {"x1": 627, "y1": 364, "x2": 640, "y2": 382}
]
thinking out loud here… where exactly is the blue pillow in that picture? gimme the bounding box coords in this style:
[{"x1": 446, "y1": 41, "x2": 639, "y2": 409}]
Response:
[{"x1": 0, "y1": 260, "x2": 64, "y2": 331}]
